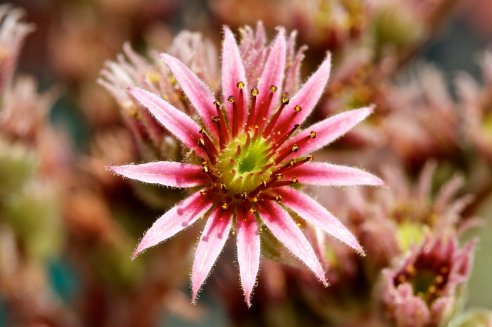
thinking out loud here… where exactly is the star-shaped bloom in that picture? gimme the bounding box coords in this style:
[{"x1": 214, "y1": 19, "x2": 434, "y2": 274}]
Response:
[{"x1": 109, "y1": 26, "x2": 383, "y2": 306}]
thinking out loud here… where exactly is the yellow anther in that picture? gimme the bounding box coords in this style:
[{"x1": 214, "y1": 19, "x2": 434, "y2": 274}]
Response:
[
  {"x1": 251, "y1": 88, "x2": 259, "y2": 96},
  {"x1": 213, "y1": 100, "x2": 221, "y2": 108},
  {"x1": 275, "y1": 195, "x2": 282, "y2": 201},
  {"x1": 292, "y1": 177, "x2": 299, "y2": 184},
  {"x1": 249, "y1": 207, "x2": 257, "y2": 214},
  {"x1": 294, "y1": 105, "x2": 302, "y2": 112},
  {"x1": 146, "y1": 72, "x2": 160, "y2": 83},
  {"x1": 281, "y1": 95, "x2": 290, "y2": 104},
  {"x1": 221, "y1": 202, "x2": 229, "y2": 210},
  {"x1": 237, "y1": 81, "x2": 245, "y2": 89},
  {"x1": 291, "y1": 144, "x2": 299, "y2": 152},
  {"x1": 289, "y1": 159, "x2": 295, "y2": 167},
  {"x1": 275, "y1": 173, "x2": 283, "y2": 180},
  {"x1": 228, "y1": 95, "x2": 236, "y2": 103},
  {"x1": 270, "y1": 85, "x2": 278, "y2": 93},
  {"x1": 310, "y1": 131, "x2": 317, "y2": 139}
]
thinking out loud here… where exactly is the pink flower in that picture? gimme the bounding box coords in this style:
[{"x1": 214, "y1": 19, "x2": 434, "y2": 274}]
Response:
[
  {"x1": 109, "y1": 26, "x2": 382, "y2": 306},
  {"x1": 379, "y1": 235, "x2": 476, "y2": 327}
]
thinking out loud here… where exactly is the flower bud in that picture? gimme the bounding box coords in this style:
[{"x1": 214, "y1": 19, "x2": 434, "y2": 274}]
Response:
[{"x1": 378, "y1": 235, "x2": 476, "y2": 327}]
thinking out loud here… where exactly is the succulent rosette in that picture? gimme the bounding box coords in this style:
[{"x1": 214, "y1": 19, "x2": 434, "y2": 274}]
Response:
[{"x1": 109, "y1": 26, "x2": 383, "y2": 305}]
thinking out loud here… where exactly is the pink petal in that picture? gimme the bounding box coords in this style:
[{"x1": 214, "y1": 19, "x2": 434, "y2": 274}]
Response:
[
  {"x1": 133, "y1": 191, "x2": 213, "y2": 258},
  {"x1": 222, "y1": 27, "x2": 248, "y2": 129},
  {"x1": 236, "y1": 208, "x2": 260, "y2": 307},
  {"x1": 277, "y1": 54, "x2": 331, "y2": 131},
  {"x1": 284, "y1": 162, "x2": 383, "y2": 187},
  {"x1": 279, "y1": 106, "x2": 373, "y2": 162},
  {"x1": 192, "y1": 208, "x2": 233, "y2": 302},
  {"x1": 277, "y1": 188, "x2": 364, "y2": 255},
  {"x1": 161, "y1": 53, "x2": 218, "y2": 137},
  {"x1": 128, "y1": 87, "x2": 206, "y2": 157},
  {"x1": 256, "y1": 29, "x2": 286, "y2": 126},
  {"x1": 109, "y1": 161, "x2": 208, "y2": 188},
  {"x1": 259, "y1": 201, "x2": 327, "y2": 285}
]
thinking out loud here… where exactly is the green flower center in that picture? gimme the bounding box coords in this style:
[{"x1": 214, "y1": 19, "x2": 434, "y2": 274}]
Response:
[{"x1": 215, "y1": 133, "x2": 275, "y2": 195}]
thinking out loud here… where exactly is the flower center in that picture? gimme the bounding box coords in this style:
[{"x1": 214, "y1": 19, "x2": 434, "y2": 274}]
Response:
[
  {"x1": 215, "y1": 133, "x2": 275, "y2": 195},
  {"x1": 394, "y1": 260, "x2": 450, "y2": 304}
]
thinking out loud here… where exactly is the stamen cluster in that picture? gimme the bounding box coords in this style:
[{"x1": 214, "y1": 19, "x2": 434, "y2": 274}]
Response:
[{"x1": 197, "y1": 82, "x2": 316, "y2": 212}]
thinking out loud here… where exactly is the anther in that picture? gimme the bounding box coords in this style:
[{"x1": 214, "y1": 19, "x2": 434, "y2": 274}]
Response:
[
  {"x1": 237, "y1": 81, "x2": 245, "y2": 89},
  {"x1": 200, "y1": 190, "x2": 208, "y2": 195},
  {"x1": 272, "y1": 126, "x2": 302, "y2": 164},
  {"x1": 306, "y1": 155, "x2": 314, "y2": 161},
  {"x1": 213, "y1": 100, "x2": 221, "y2": 108},
  {"x1": 310, "y1": 131, "x2": 317, "y2": 139},
  {"x1": 198, "y1": 132, "x2": 217, "y2": 162},
  {"x1": 288, "y1": 159, "x2": 295, "y2": 167},
  {"x1": 246, "y1": 90, "x2": 258, "y2": 128},
  {"x1": 263, "y1": 96, "x2": 290, "y2": 136},
  {"x1": 292, "y1": 177, "x2": 299, "y2": 184},
  {"x1": 202, "y1": 166, "x2": 209, "y2": 173},
  {"x1": 201, "y1": 159, "x2": 208, "y2": 166},
  {"x1": 249, "y1": 207, "x2": 257, "y2": 214},
  {"x1": 221, "y1": 202, "x2": 229, "y2": 210},
  {"x1": 212, "y1": 116, "x2": 220, "y2": 123},
  {"x1": 271, "y1": 124, "x2": 300, "y2": 151},
  {"x1": 275, "y1": 173, "x2": 283, "y2": 180},
  {"x1": 270, "y1": 85, "x2": 278, "y2": 93},
  {"x1": 228, "y1": 95, "x2": 236, "y2": 103},
  {"x1": 275, "y1": 195, "x2": 282, "y2": 201},
  {"x1": 240, "y1": 193, "x2": 247, "y2": 200},
  {"x1": 220, "y1": 183, "x2": 227, "y2": 193},
  {"x1": 294, "y1": 105, "x2": 302, "y2": 112},
  {"x1": 406, "y1": 265, "x2": 416, "y2": 276}
]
